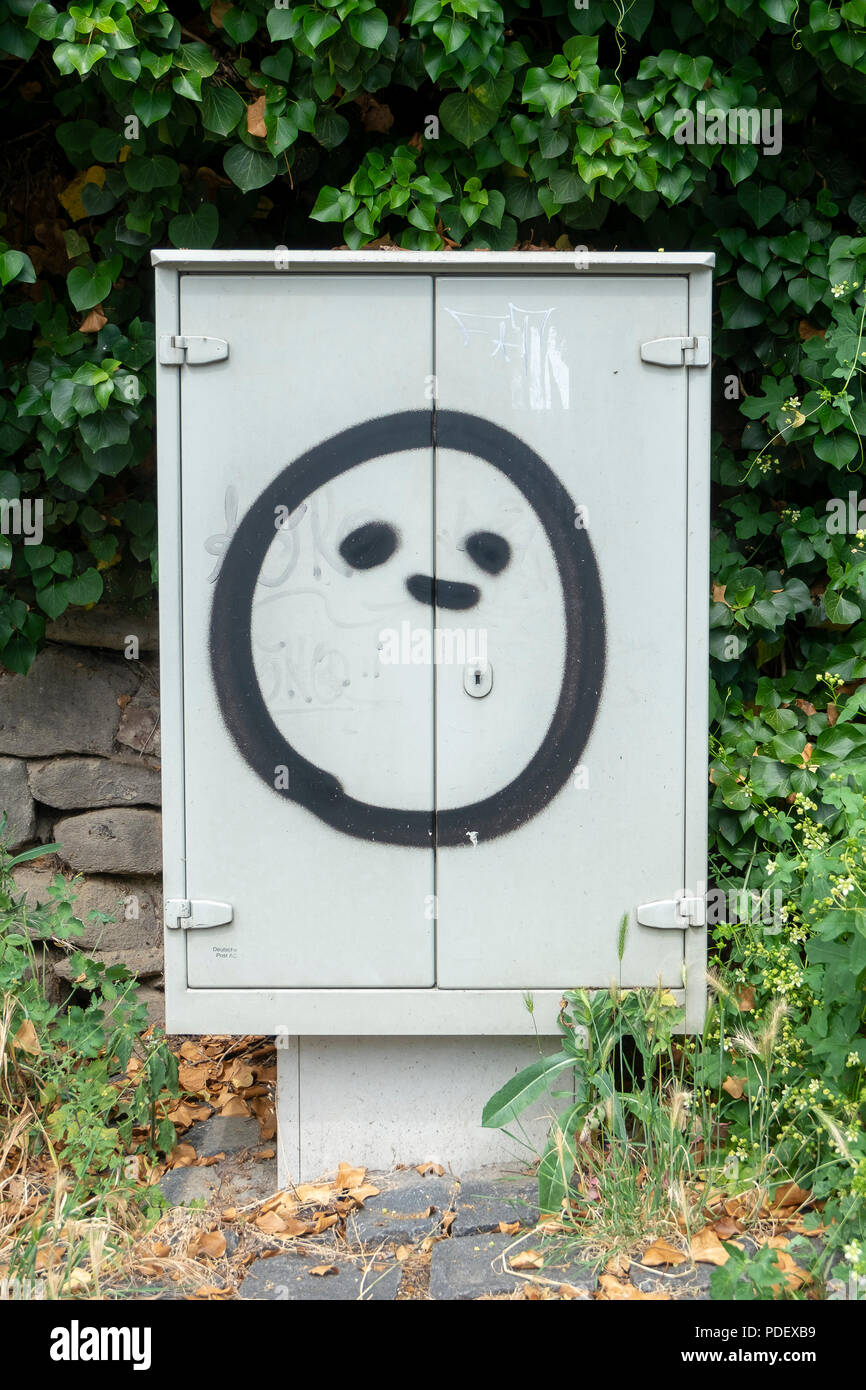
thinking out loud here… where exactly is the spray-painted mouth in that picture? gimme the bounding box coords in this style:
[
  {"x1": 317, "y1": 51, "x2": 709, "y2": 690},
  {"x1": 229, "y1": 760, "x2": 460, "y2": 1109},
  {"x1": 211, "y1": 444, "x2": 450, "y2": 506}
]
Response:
[{"x1": 406, "y1": 574, "x2": 481, "y2": 610}]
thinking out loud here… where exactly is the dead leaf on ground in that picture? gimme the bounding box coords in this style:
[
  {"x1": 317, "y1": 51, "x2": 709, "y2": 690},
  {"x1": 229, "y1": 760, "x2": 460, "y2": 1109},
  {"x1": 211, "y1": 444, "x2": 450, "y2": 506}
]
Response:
[
  {"x1": 395, "y1": 1245, "x2": 411, "y2": 1261},
  {"x1": 604, "y1": 1253, "x2": 631, "y2": 1278},
  {"x1": 310, "y1": 1212, "x2": 338, "y2": 1235},
  {"x1": 309, "y1": 1264, "x2": 339, "y2": 1277},
  {"x1": 220, "y1": 1209, "x2": 237, "y2": 1223},
  {"x1": 509, "y1": 1249, "x2": 544, "y2": 1271},
  {"x1": 597, "y1": 1274, "x2": 670, "y2": 1301},
  {"x1": 416, "y1": 1161, "x2": 445, "y2": 1177},
  {"x1": 690, "y1": 1226, "x2": 730, "y2": 1266},
  {"x1": 773, "y1": 1182, "x2": 811, "y2": 1208},
  {"x1": 348, "y1": 1184, "x2": 380, "y2": 1205},
  {"x1": 178, "y1": 1063, "x2": 212, "y2": 1091},
  {"x1": 335, "y1": 1162, "x2": 366, "y2": 1190},
  {"x1": 294, "y1": 1183, "x2": 333, "y2": 1206},
  {"x1": 215, "y1": 1095, "x2": 250, "y2": 1118},
  {"x1": 167, "y1": 1143, "x2": 197, "y2": 1169},
  {"x1": 188, "y1": 1230, "x2": 226, "y2": 1260},
  {"x1": 712, "y1": 1216, "x2": 742, "y2": 1239},
  {"x1": 498, "y1": 1220, "x2": 520, "y2": 1236},
  {"x1": 641, "y1": 1238, "x2": 687, "y2": 1267}
]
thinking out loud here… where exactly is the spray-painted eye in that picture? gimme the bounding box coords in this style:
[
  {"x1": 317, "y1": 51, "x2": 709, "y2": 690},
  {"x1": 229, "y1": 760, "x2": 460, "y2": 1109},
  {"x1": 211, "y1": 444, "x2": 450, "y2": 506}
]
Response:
[
  {"x1": 339, "y1": 521, "x2": 399, "y2": 570},
  {"x1": 465, "y1": 530, "x2": 511, "y2": 575}
]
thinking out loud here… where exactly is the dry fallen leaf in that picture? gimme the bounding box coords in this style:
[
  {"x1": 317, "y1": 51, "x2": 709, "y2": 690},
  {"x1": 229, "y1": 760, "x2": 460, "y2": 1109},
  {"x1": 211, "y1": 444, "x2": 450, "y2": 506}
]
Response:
[
  {"x1": 712, "y1": 1217, "x2": 741, "y2": 1239},
  {"x1": 294, "y1": 1183, "x2": 332, "y2": 1206},
  {"x1": 216, "y1": 1095, "x2": 250, "y2": 1118},
  {"x1": 335, "y1": 1162, "x2": 366, "y2": 1190},
  {"x1": 167, "y1": 1143, "x2": 197, "y2": 1169},
  {"x1": 348, "y1": 1184, "x2": 380, "y2": 1206},
  {"x1": 736, "y1": 986, "x2": 755, "y2": 1012},
  {"x1": 178, "y1": 1063, "x2": 212, "y2": 1091},
  {"x1": 189, "y1": 1230, "x2": 226, "y2": 1260},
  {"x1": 604, "y1": 1253, "x2": 631, "y2": 1278},
  {"x1": 509, "y1": 1249, "x2": 544, "y2": 1271},
  {"x1": 722, "y1": 1075, "x2": 746, "y2": 1099},
  {"x1": 311, "y1": 1212, "x2": 338, "y2": 1235},
  {"x1": 395, "y1": 1245, "x2": 411, "y2": 1262},
  {"x1": 308, "y1": 1264, "x2": 339, "y2": 1277},
  {"x1": 498, "y1": 1220, "x2": 520, "y2": 1236},
  {"x1": 641, "y1": 1238, "x2": 687, "y2": 1267},
  {"x1": 773, "y1": 1182, "x2": 811, "y2": 1208},
  {"x1": 416, "y1": 1162, "x2": 445, "y2": 1177},
  {"x1": 690, "y1": 1226, "x2": 730, "y2": 1266},
  {"x1": 597, "y1": 1274, "x2": 670, "y2": 1301},
  {"x1": 12, "y1": 1020, "x2": 40, "y2": 1055},
  {"x1": 246, "y1": 96, "x2": 267, "y2": 138}
]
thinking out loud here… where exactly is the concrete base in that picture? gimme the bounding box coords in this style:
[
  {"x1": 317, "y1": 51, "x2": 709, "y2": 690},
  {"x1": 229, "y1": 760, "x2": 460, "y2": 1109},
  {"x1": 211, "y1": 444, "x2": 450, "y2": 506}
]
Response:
[{"x1": 276, "y1": 1036, "x2": 560, "y2": 1187}]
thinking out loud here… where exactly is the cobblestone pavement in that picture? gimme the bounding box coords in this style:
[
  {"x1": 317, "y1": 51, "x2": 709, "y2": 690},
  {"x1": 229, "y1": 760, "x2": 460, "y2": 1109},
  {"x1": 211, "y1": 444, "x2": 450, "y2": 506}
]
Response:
[{"x1": 146, "y1": 1115, "x2": 785, "y2": 1301}]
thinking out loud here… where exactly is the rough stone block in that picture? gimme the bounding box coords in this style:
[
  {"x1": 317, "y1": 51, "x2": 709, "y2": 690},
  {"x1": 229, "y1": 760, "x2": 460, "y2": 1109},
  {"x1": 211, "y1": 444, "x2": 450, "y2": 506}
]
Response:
[
  {"x1": 240, "y1": 1252, "x2": 401, "y2": 1301},
  {"x1": 28, "y1": 756, "x2": 161, "y2": 809},
  {"x1": 12, "y1": 866, "x2": 162, "y2": 950},
  {"x1": 0, "y1": 756, "x2": 36, "y2": 849},
  {"x1": 452, "y1": 1170, "x2": 540, "y2": 1236},
  {"x1": 53, "y1": 808, "x2": 162, "y2": 874},
  {"x1": 116, "y1": 700, "x2": 161, "y2": 757},
  {"x1": 187, "y1": 1116, "x2": 261, "y2": 1159},
  {"x1": 45, "y1": 603, "x2": 158, "y2": 653},
  {"x1": 348, "y1": 1170, "x2": 457, "y2": 1247},
  {"x1": 0, "y1": 645, "x2": 138, "y2": 756},
  {"x1": 429, "y1": 1233, "x2": 596, "y2": 1300}
]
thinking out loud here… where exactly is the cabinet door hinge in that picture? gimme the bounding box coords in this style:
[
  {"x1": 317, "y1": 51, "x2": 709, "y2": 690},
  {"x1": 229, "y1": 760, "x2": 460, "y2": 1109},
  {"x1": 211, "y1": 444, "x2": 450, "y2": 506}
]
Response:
[
  {"x1": 158, "y1": 335, "x2": 229, "y2": 366},
  {"x1": 165, "y1": 899, "x2": 233, "y2": 930},
  {"x1": 637, "y1": 896, "x2": 706, "y2": 930},
  {"x1": 640, "y1": 335, "x2": 710, "y2": 367}
]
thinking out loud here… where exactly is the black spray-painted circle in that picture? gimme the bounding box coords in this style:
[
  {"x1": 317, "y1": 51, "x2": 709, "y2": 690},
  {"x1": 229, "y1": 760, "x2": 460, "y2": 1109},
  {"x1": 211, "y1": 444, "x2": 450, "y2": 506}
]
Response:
[{"x1": 209, "y1": 410, "x2": 605, "y2": 848}]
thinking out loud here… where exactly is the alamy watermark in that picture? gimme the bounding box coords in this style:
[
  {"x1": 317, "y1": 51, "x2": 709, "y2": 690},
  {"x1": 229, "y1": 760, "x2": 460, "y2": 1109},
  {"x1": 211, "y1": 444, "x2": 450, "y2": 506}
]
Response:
[
  {"x1": 0, "y1": 496, "x2": 43, "y2": 546},
  {"x1": 378, "y1": 622, "x2": 487, "y2": 666},
  {"x1": 668, "y1": 100, "x2": 783, "y2": 157}
]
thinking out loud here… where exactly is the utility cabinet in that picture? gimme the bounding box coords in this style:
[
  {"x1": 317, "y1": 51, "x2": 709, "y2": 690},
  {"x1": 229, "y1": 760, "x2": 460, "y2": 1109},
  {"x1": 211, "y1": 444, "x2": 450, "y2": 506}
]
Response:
[{"x1": 154, "y1": 250, "x2": 712, "y2": 1172}]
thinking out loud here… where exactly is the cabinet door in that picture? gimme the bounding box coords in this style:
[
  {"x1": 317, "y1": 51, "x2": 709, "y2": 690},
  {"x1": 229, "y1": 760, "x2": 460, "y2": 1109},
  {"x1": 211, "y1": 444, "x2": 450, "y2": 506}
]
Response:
[
  {"x1": 179, "y1": 275, "x2": 436, "y2": 988},
  {"x1": 432, "y1": 276, "x2": 690, "y2": 989}
]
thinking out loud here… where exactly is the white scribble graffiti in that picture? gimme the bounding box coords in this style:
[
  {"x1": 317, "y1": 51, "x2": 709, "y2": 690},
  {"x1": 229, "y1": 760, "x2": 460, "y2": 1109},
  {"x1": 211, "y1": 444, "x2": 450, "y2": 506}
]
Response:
[{"x1": 444, "y1": 303, "x2": 570, "y2": 410}]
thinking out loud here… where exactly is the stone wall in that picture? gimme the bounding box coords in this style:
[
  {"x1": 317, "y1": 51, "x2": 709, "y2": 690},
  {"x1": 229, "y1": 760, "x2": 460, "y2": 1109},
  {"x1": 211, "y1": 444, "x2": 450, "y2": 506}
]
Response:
[{"x1": 0, "y1": 606, "x2": 164, "y2": 1021}]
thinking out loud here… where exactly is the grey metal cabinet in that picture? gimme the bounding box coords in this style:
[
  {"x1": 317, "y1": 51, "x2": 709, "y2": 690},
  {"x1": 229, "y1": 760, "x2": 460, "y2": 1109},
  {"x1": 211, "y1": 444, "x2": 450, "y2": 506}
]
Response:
[{"x1": 154, "y1": 250, "x2": 713, "y2": 1037}]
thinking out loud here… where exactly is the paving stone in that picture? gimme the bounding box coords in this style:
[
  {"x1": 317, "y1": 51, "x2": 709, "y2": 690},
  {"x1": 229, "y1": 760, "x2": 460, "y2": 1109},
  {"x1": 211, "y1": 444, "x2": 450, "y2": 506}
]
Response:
[
  {"x1": 630, "y1": 1261, "x2": 713, "y2": 1300},
  {"x1": 452, "y1": 1169, "x2": 539, "y2": 1236},
  {"x1": 348, "y1": 1171, "x2": 457, "y2": 1247},
  {"x1": 187, "y1": 1116, "x2": 261, "y2": 1158},
  {"x1": 240, "y1": 1252, "x2": 401, "y2": 1301},
  {"x1": 159, "y1": 1167, "x2": 220, "y2": 1206},
  {"x1": 430, "y1": 1234, "x2": 596, "y2": 1301}
]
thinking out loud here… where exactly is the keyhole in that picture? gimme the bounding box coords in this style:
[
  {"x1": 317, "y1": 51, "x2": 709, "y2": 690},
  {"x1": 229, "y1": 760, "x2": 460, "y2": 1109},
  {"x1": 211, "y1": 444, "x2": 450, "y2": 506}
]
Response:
[{"x1": 474, "y1": 670, "x2": 482, "y2": 686}]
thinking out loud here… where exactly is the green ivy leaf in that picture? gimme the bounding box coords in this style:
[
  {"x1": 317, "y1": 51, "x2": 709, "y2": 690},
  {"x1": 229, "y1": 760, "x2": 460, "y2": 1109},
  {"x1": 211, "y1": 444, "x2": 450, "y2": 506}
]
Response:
[
  {"x1": 223, "y1": 144, "x2": 279, "y2": 192},
  {"x1": 737, "y1": 183, "x2": 787, "y2": 229},
  {"x1": 67, "y1": 263, "x2": 114, "y2": 311}
]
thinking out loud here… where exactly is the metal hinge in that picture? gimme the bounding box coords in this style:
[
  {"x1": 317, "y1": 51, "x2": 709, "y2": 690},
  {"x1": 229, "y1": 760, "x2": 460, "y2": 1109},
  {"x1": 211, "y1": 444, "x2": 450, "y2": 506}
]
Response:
[
  {"x1": 640, "y1": 335, "x2": 710, "y2": 367},
  {"x1": 165, "y1": 898, "x2": 233, "y2": 930},
  {"x1": 637, "y1": 896, "x2": 706, "y2": 930},
  {"x1": 158, "y1": 334, "x2": 229, "y2": 366}
]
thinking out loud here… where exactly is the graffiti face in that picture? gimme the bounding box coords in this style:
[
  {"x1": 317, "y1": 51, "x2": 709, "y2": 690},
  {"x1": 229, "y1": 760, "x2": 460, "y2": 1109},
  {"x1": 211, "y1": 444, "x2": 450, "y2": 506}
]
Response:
[{"x1": 210, "y1": 411, "x2": 605, "y2": 847}]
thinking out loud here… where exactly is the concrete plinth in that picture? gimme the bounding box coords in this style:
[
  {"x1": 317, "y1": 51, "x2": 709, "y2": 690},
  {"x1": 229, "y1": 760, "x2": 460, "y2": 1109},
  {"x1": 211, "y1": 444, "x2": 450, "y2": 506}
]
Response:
[{"x1": 276, "y1": 1035, "x2": 560, "y2": 1187}]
